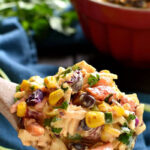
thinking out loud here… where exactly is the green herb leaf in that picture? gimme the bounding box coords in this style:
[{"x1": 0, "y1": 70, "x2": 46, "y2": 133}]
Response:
[
  {"x1": 51, "y1": 116, "x2": 61, "y2": 122},
  {"x1": 54, "y1": 101, "x2": 69, "y2": 110},
  {"x1": 16, "y1": 85, "x2": 21, "y2": 92},
  {"x1": 118, "y1": 131, "x2": 133, "y2": 145},
  {"x1": 61, "y1": 68, "x2": 72, "y2": 77},
  {"x1": 44, "y1": 118, "x2": 51, "y2": 127},
  {"x1": 30, "y1": 86, "x2": 35, "y2": 91},
  {"x1": 105, "y1": 112, "x2": 113, "y2": 123},
  {"x1": 68, "y1": 133, "x2": 82, "y2": 140},
  {"x1": 72, "y1": 65, "x2": 80, "y2": 71},
  {"x1": 104, "y1": 94, "x2": 113, "y2": 103},
  {"x1": 14, "y1": 98, "x2": 19, "y2": 102},
  {"x1": 127, "y1": 114, "x2": 136, "y2": 122},
  {"x1": 51, "y1": 127, "x2": 62, "y2": 134},
  {"x1": 88, "y1": 73, "x2": 100, "y2": 86},
  {"x1": 61, "y1": 84, "x2": 68, "y2": 92}
]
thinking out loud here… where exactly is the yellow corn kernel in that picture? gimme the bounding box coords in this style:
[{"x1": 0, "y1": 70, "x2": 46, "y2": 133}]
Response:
[
  {"x1": 100, "y1": 129, "x2": 112, "y2": 142},
  {"x1": 98, "y1": 102, "x2": 111, "y2": 112},
  {"x1": 49, "y1": 89, "x2": 64, "y2": 106},
  {"x1": 14, "y1": 91, "x2": 25, "y2": 99},
  {"x1": 85, "y1": 111, "x2": 105, "y2": 128},
  {"x1": 103, "y1": 124, "x2": 121, "y2": 137},
  {"x1": 30, "y1": 83, "x2": 41, "y2": 91},
  {"x1": 112, "y1": 105, "x2": 125, "y2": 117},
  {"x1": 44, "y1": 76, "x2": 57, "y2": 89},
  {"x1": 17, "y1": 101, "x2": 27, "y2": 117},
  {"x1": 20, "y1": 80, "x2": 30, "y2": 91},
  {"x1": 123, "y1": 103, "x2": 131, "y2": 111},
  {"x1": 100, "y1": 70, "x2": 110, "y2": 73}
]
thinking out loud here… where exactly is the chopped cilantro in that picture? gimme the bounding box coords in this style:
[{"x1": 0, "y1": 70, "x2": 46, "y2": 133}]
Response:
[
  {"x1": 127, "y1": 114, "x2": 136, "y2": 122},
  {"x1": 16, "y1": 85, "x2": 21, "y2": 92},
  {"x1": 104, "y1": 94, "x2": 113, "y2": 103},
  {"x1": 51, "y1": 116, "x2": 61, "y2": 122},
  {"x1": 72, "y1": 65, "x2": 80, "y2": 71},
  {"x1": 61, "y1": 68, "x2": 72, "y2": 77},
  {"x1": 88, "y1": 73, "x2": 100, "y2": 86},
  {"x1": 14, "y1": 98, "x2": 19, "y2": 102},
  {"x1": 54, "y1": 101, "x2": 69, "y2": 110},
  {"x1": 61, "y1": 84, "x2": 68, "y2": 92},
  {"x1": 118, "y1": 131, "x2": 133, "y2": 145},
  {"x1": 68, "y1": 133, "x2": 82, "y2": 141},
  {"x1": 44, "y1": 118, "x2": 51, "y2": 127},
  {"x1": 51, "y1": 127, "x2": 62, "y2": 134},
  {"x1": 30, "y1": 86, "x2": 35, "y2": 90},
  {"x1": 105, "y1": 112, "x2": 113, "y2": 123},
  {"x1": 122, "y1": 122, "x2": 128, "y2": 127}
]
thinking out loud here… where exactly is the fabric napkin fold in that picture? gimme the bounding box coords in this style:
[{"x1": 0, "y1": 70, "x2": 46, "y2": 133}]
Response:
[{"x1": 0, "y1": 17, "x2": 149, "y2": 150}]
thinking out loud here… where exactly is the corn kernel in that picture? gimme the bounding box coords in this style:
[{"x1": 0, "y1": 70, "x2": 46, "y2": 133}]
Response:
[
  {"x1": 103, "y1": 124, "x2": 121, "y2": 137},
  {"x1": 112, "y1": 105, "x2": 125, "y2": 117},
  {"x1": 101, "y1": 129, "x2": 112, "y2": 142},
  {"x1": 44, "y1": 76, "x2": 57, "y2": 89},
  {"x1": 100, "y1": 70, "x2": 110, "y2": 73},
  {"x1": 49, "y1": 89, "x2": 64, "y2": 106},
  {"x1": 85, "y1": 111, "x2": 105, "y2": 128},
  {"x1": 14, "y1": 91, "x2": 25, "y2": 99},
  {"x1": 98, "y1": 102, "x2": 111, "y2": 112},
  {"x1": 20, "y1": 80, "x2": 30, "y2": 91},
  {"x1": 17, "y1": 101, "x2": 27, "y2": 117}
]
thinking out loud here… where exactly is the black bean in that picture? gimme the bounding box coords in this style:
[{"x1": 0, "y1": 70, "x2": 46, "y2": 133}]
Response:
[
  {"x1": 69, "y1": 143, "x2": 86, "y2": 150},
  {"x1": 79, "y1": 119, "x2": 90, "y2": 131},
  {"x1": 80, "y1": 94, "x2": 96, "y2": 108}
]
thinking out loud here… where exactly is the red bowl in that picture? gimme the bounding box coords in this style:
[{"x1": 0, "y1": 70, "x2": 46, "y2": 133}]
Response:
[{"x1": 71, "y1": 0, "x2": 150, "y2": 67}]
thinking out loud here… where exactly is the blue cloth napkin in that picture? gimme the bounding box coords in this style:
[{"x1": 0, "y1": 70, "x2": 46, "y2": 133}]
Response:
[{"x1": 0, "y1": 17, "x2": 149, "y2": 150}]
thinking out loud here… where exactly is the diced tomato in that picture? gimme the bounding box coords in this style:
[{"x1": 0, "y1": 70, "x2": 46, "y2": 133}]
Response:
[
  {"x1": 94, "y1": 77, "x2": 113, "y2": 87},
  {"x1": 86, "y1": 86, "x2": 116, "y2": 101},
  {"x1": 24, "y1": 118, "x2": 45, "y2": 136},
  {"x1": 90, "y1": 143, "x2": 113, "y2": 150},
  {"x1": 120, "y1": 97, "x2": 136, "y2": 112}
]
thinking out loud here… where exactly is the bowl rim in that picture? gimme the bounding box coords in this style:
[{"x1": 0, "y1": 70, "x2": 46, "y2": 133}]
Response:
[{"x1": 90, "y1": 0, "x2": 150, "y2": 12}]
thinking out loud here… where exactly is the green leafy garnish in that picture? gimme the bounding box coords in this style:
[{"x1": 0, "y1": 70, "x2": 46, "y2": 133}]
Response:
[
  {"x1": 61, "y1": 84, "x2": 68, "y2": 92},
  {"x1": 61, "y1": 68, "x2": 72, "y2": 77},
  {"x1": 14, "y1": 98, "x2": 19, "y2": 102},
  {"x1": 54, "y1": 101, "x2": 69, "y2": 110},
  {"x1": 16, "y1": 85, "x2": 21, "y2": 92},
  {"x1": 44, "y1": 118, "x2": 52, "y2": 127},
  {"x1": 51, "y1": 116, "x2": 61, "y2": 122},
  {"x1": 51, "y1": 127, "x2": 62, "y2": 134},
  {"x1": 0, "y1": 0, "x2": 78, "y2": 38},
  {"x1": 118, "y1": 130, "x2": 133, "y2": 145},
  {"x1": 30, "y1": 86, "x2": 35, "y2": 90},
  {"x1": 105, "y1": 112, "x2": 113, "y2": 123},
  {"x1": 72, "y1": 65, "x2": 80, "y2": 71},
  {"x1": 68, "y1": 133, "x2": 82, "y2": 141},
  {"x1": 127, "y1": 114, "x2": 136, "y2": 122},
  {"x1": 104, "y1": 94, "x2": 113, "y2": 103},
  {"x1": 88, "y1": 73, "x2": 100, "y2": 86}
]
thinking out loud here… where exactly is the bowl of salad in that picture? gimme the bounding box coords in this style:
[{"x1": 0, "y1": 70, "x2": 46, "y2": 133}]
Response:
[{"x1": 71, "y1": 0, "x2": 150, "y2": 67}]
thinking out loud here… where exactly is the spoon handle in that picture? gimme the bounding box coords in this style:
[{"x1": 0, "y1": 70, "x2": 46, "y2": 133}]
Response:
[{"x1": 0, "y1": 77, "x2": 18, "y2": 130}]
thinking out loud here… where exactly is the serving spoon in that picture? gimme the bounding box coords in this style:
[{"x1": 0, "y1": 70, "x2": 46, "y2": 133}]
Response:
[{"x1": 0, "y1": 77, "x2": 18, "y2": 130}]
